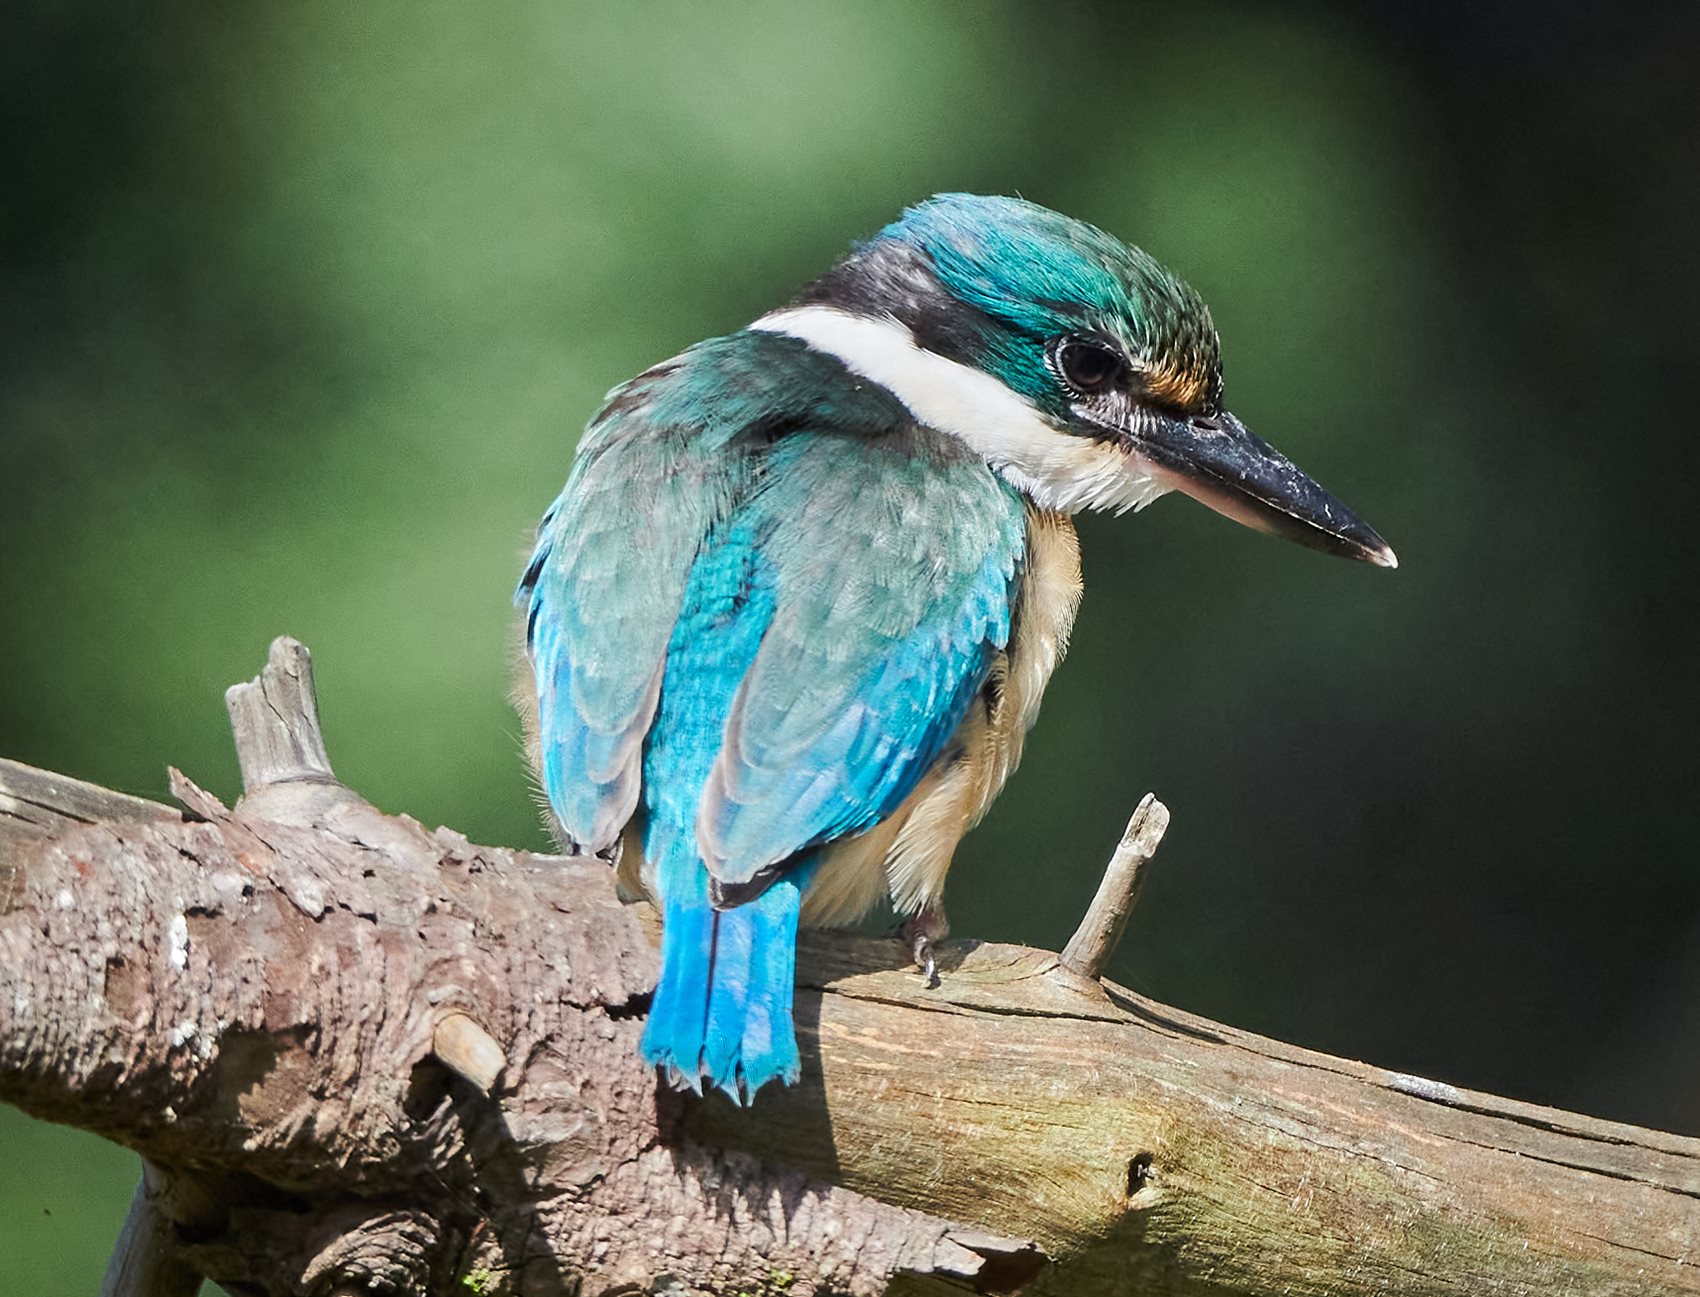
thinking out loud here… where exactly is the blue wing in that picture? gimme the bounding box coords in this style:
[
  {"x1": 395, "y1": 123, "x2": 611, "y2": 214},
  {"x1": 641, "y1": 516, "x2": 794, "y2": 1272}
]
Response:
[
  {"x1": 692, "y1": 430, "x2": 1026, "y2": 895},
  {"x1": 520, "y1": 329, "x2": 1026, "y2": 864},
  {"x1": 522, "y1": 453, "x2": 733, "y2": 850},
  {"x1": 519, "y1": 333, "x2": 828, "y2": 851}
]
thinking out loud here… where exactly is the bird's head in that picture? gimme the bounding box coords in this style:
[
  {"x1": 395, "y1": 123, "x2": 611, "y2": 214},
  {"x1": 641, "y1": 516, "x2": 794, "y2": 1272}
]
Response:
[{"x1": 760, "y1": 192, "x2": 1394, "y2": 567}]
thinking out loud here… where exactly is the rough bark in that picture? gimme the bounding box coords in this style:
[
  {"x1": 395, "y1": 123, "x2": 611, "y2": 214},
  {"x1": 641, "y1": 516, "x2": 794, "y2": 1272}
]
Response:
[{"x1": 1, "y1": 639, "x2": 1695, "y2": 1296}]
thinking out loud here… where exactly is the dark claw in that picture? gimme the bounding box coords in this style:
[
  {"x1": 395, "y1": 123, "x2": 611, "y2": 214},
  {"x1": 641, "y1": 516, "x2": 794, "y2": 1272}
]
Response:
[
  {"x1": 912, "y1": 933, "x2": 940, "y2": 990},
  {"x1": 897, "y1": 907, "x2": 947, "y2": 989},
  {"x1": 564, "y1": 834, "x2": 620, "y2": 866}
]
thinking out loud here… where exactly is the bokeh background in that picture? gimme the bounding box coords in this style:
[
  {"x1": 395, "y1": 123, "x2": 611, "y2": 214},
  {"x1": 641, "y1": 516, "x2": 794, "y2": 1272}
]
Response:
[{"x1": 4, "y1": 1, "x2": 1698, "y2": 1287}]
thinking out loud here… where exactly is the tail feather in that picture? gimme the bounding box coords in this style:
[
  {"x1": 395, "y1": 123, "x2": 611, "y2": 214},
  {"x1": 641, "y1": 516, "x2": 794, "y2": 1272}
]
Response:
[
  {"x1": 641, "y1": 859, "x2": 814, "y2": 1104},
  {"x1": 642, "y1": 900, "x2": 715, "y2": 1094}
]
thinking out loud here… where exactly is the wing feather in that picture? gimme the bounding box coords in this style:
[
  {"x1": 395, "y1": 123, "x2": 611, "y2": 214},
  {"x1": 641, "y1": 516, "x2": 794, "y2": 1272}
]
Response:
[
  {"x1": 521, "y1": 361, "x2": 755, "y2": 850},
  {"x1": 522, "y1": 328, "x2": 1027, "y2": 889},
  {"x1": 695, "y1": 429, "x2": 1026, "y2": 890}
]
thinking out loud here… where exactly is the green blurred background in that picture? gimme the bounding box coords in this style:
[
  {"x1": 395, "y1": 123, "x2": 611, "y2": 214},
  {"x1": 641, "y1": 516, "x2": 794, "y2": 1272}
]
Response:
[{"x1": 4, "y1": 1, "x2": 1698, "y2": 1287}]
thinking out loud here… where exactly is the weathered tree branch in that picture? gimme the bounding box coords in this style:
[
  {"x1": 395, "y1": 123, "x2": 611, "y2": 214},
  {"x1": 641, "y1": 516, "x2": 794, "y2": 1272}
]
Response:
[{"x1": 2, "y1": 638, "x2": 1696, "y2": 1295}]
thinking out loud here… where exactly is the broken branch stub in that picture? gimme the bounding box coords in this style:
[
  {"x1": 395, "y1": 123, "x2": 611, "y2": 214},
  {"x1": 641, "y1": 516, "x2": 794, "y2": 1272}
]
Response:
[
  {"x1": 224, "y1": 635, "x2": 337, "y2": 793},
  {"x1": 98, "y1": 1161, "x2": 203, "y2": 1297},
  {"x1": 1060, "y1": 793, "x2": 1170, "y2": 982},
  {"x1": 431, "y1": 1011, "x2": 507, "y2": 1095}
]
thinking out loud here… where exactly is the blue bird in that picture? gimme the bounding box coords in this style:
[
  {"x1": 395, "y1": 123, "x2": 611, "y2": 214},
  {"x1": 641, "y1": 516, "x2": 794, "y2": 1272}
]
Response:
[{"x1": 517, "y1": 194, "x2": 1394, "y2": 1103}]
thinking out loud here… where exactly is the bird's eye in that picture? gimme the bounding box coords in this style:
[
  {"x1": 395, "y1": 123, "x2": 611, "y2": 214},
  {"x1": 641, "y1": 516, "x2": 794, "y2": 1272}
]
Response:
[{"x1": 1054, "y1": 339, "x2": 1124, "y2": 395}]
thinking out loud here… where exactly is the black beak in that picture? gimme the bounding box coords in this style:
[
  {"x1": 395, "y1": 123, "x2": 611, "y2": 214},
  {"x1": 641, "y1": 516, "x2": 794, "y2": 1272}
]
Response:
[{"x1": 1129, "y1": 409, "x2": 1397, "y2": 568}]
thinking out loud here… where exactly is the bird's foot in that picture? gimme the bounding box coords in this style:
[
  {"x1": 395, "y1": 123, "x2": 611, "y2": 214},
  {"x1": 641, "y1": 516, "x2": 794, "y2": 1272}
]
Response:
[
  {"x1": 564, "y1": 834, "x2": 621, "y2": 866},
  {"x1": 898, "y1": 906, "x2": 948, "y2": 989}
]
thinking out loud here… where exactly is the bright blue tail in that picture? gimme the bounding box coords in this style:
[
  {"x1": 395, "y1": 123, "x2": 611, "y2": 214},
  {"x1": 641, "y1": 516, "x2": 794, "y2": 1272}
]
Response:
[
  {"x1": 630, "y1": 509, "x2": 816, "y2": 1103},
  {"x1": 641, "y1": 858, "x2": 815, "y2": 1104}
]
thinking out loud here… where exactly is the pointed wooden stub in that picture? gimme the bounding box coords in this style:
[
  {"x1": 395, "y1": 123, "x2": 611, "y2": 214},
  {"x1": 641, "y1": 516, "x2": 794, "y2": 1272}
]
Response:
[
  {"x1": 1060, "y1": 793, "x2": 1170, "y2": 982},
  {"x1": 225, "y1": 636, "x2": 336, "y2": 794}
]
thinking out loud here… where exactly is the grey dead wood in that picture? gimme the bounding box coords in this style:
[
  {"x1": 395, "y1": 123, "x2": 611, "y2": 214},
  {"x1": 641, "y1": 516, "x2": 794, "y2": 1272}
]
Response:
[
  {"x1": 99, "y1": 1161, "x2": 206, "y2": 1297},
  {"x1": 1059, "y1": 792, "x2": 1170, "y2": 981},
  {"x1": 0, "y1": 637, "x2": 1694, "y2": 1296}
]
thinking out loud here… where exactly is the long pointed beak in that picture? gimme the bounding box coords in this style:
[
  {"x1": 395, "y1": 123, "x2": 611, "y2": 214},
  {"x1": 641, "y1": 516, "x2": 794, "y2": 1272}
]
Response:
[{"x1": 1129, "y1": 409, "x2": 1397, "y2": 568}]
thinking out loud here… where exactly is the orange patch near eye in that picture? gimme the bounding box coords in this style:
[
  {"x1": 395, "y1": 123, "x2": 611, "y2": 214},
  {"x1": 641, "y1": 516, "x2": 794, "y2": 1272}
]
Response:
[{"x1": 1143, "y1": 360, "x2": 1209, "y2": 414}]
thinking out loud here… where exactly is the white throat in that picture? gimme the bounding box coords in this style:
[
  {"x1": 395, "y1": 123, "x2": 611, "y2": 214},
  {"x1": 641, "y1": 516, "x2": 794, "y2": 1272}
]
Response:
[{"x1": 749, "y1": 305, "x2": 1171, "y2": 515}]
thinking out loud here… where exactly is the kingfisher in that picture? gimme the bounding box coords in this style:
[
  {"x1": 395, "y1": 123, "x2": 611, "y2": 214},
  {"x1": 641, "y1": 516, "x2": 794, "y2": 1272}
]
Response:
[{"x1": 517, "y1": 194, "x2": 1394, "y2": 1103}]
